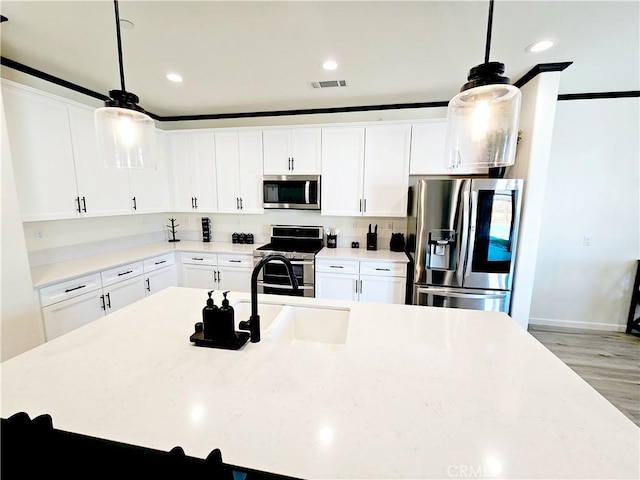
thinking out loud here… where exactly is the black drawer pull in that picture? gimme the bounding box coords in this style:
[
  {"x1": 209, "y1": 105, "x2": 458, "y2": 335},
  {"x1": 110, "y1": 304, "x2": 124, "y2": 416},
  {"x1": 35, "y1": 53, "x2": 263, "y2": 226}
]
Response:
[
  {"x1": 375, "y1": 268, "x2": 391, "y2": 271},
  {"x1": 329, "y1": 265, "x2": 344, "y2": 269},
  {"x1": 117, "y1": 270, "x2": 133, "y2": 276},
  {"x1": 154, "y1": 260, "x2": 167, "y2": 265},
  {"x1": 229, "y1": 260, "x2": 242, "y2": 263},
  {"x1": 64, "y1": 285, "x2": 86, "y2": 293},
  {"x1": 192, "y1": 257, "x2": 204, "y2": 261}
]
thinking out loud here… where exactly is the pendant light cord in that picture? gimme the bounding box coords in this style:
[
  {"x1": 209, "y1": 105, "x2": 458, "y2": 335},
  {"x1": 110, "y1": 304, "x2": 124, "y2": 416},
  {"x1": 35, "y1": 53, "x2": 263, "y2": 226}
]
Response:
[
  {"x1": 113, "y1": 0, "x2": 126, "y2": 92},
  {"x1": 484, "y1": 0, "x2": 495, "y2": 64}
]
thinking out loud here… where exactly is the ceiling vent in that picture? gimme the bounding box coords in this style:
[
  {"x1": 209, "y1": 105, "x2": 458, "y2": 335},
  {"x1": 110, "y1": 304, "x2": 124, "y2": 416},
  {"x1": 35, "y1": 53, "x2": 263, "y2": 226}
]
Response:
[{"x1": 309, "y1": 80, "x2": 348, "y2": 89}]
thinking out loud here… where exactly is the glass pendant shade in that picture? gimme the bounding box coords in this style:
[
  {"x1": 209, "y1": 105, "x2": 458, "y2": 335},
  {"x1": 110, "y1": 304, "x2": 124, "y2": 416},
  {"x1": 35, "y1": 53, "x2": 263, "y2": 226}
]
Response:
[
  {"x1": 445, "y1": 79, "x2": 522, "y2": 170},
  {"x1": 95, "y1": 106, "x2": 156, "y2": 169}
]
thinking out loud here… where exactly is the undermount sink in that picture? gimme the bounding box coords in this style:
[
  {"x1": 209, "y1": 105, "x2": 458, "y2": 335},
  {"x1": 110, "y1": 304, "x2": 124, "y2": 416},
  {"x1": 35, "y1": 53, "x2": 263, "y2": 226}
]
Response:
[
  {"x1": 232, "y1": 300, "x2": 283, "y2": 331},
  {"x1": 266, "y1": 305, "x2": 351, "y2": 346}
]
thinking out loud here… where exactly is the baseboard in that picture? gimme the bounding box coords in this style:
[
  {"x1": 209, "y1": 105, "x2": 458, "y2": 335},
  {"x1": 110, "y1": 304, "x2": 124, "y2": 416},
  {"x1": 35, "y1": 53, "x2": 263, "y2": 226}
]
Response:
[{"x1": 529, "y1": 317, "x2": 626, "y2": 332}]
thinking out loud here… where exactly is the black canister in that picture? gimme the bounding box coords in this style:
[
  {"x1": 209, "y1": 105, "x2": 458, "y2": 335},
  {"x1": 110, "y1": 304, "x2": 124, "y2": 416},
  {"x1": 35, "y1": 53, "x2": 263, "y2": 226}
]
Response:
[
  {"x1": 327, "y1": 235, "x2": 337, "y2": 248},
  {"x1": 238, "y1": 233, "x2": 246, "y2": 244},
  {"x1": 232, "y1": 232, "x2": 239, "y2": 244},
  {"x1": 246, "y1": 233, "x2": 254, "y2": 244}
]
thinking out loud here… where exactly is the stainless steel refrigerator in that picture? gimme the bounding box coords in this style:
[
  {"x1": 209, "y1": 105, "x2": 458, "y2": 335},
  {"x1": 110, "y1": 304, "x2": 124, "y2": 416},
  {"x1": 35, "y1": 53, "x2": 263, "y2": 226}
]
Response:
[{"x1": 407, "y1": 178, "x2": 523, "y2": 313}]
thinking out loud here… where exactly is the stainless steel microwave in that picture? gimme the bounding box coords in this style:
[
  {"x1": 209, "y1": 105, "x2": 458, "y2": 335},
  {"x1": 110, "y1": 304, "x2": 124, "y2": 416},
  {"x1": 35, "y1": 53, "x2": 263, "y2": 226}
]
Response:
[{"x1": 262, "y1": 175, "x2": 321, "y2": 210}]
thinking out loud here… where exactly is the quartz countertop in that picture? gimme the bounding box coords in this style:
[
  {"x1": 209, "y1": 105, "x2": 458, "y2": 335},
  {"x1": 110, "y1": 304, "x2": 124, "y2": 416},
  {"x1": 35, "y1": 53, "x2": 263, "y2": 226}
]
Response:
[
  {"x1": 316, "y1": 247, "x2": 408, "y2": 263},
  {"x1": 30, "y1": 241, "x2": 262, "y2": 288},
  {"x1": 1, "y1": 288, "x2": 638, "y2": 479}
]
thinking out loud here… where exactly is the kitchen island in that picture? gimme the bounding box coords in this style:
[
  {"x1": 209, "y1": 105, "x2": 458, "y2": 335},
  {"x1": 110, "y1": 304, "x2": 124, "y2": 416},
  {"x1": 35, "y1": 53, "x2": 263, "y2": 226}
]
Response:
[{"x1": 2, "y1": 288, "x2": 638, "y2": 479}]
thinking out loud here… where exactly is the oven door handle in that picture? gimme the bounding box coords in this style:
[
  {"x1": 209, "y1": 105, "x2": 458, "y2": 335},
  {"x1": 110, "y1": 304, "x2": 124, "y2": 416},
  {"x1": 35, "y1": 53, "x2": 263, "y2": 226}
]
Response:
[{"x1": 259, "y1": 282, "x2": 313, "y2": 290}]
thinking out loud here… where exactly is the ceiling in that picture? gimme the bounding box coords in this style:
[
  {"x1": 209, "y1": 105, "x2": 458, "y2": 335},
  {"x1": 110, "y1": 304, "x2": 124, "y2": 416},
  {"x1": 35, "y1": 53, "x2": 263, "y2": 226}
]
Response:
[{"x1": 1, "y1": 1, "x2": 638, "y2": 118}]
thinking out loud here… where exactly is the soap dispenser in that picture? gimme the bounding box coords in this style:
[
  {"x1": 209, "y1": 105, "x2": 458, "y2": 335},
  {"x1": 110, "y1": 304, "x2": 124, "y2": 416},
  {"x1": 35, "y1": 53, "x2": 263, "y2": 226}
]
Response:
[
  {"x1": 219, "y1": 291, "x2": 236, "y2": 342},
  {"x1": 202, "y1": 290, "x2": 220, "y2": 341}
]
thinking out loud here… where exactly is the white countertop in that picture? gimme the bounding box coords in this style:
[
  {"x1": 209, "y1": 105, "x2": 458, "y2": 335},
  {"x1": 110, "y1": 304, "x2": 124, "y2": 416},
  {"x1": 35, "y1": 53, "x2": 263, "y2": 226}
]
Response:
[
  {"x1": 2, "y1": 288, "x2": 638, "y2": 479},
  {"x1": 30, "y1": 241, "x2": 261, "y2": 288},
  {"x1": 316, "y1": 247, "x2": 408, "y2": 263}
]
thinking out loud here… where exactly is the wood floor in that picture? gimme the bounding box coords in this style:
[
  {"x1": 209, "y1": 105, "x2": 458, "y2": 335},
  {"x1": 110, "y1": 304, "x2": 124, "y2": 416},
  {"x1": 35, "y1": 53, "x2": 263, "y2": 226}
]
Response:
[{"x1": 528, "y1": 325, "x2": 640, "y2": 426}]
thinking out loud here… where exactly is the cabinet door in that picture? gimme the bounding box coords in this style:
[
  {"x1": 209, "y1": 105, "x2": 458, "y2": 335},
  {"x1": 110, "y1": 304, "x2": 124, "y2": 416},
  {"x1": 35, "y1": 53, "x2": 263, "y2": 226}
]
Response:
[
  {"x1": 170, "y1": 133, "x2": 198, "y2": 211},
  {"x1": 217, "y1": 266, "x2": 251, "y2": 293},
  {"x1": 68, "y1": 104, "x2": 132, "y2": 217},
  {"x1": 192, "y1": 132, "x2": 217, "y2": 211},
  {"x1": 262, "y1": 129, "x2": 291, "y2": 174},
  {"x1": 214, "y1": 132, "x2": 241, "y2": 213},
  {"x1": 41, "y1": 290, "x2": 105, "y2": 341},
  {"x1": 2, "y1": 83, "x2": 79, "y2": 221},
  {"x1": 290, "y1": 128, "x2": 321, "y2": 174},
  {"x1": 363, "y1": 125, "x2": 411, "y2": 217},
  {"x1": 321, "y1": 127, "x2": 365, "y2": 216},
  {"x1": 182, "y1": 264, "x2": 216, "y2": 289},
  {"x1": 315, "y1": 272, "x2": 359, "y2": 302},
  {"x1": 410, "y1": 121, "x2": 448, "y2": 175},
  {"x1": 237, "y1": 131, "x2": 264, "y2": 213},
  {"x1": 359, "y1": 275, "x2": 406, "y2": 304},
  {"x1": 104, "y1": 275, "x2": 145, "y2": 314},
  {"x1": 145, "y1": 265, "x2": 177, "y2": 296},
  {"x1": 129, "y1": 128, "x2": 170, "y2": 214}
]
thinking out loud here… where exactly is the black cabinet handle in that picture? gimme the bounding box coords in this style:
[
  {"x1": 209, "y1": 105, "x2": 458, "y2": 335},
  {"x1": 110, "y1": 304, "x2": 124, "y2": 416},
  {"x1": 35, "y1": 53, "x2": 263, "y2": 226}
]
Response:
[
  {"x1": 329, "y1": 265, "x2": 344, "y2": 269},
  {"x1": 100, "y1": 295, "x2": 106, "y2": 310},
  {"x1": 132, "y1": 197, "x2": 137, "y2": 210},
  {"x1": 192, "y1": 257, "x2": 204, "y2": 261},
  {"x1": 117, "y1": 270, "x2": 133, "y2": 276},
  {"x1": 81, "y1": 196, "x2": 87, "y2": 213},
  {"x1": 194, "y1": 197, "x2": 198, "y2": 209},
  {"x1": 105, "y1": 292, "x2": 111, "y2": 309},
  {"x1": 236, "y1": 197, "x2": 240, "y2": 210},
  {"x1": 229, "y1": 260, "x2": 242, "y2": 263},
  {"x1": 217, "y1": 270, "x2": 221, "y2": 283},
  {"x1": 240, "y1": 198, "x2": 243, "y2": 210},
  {"x1": 75, "y1": 197, "x2": 81, "y2": 213},
  {"x1": 64, "y1": 284, "x2": 86, "y2": 293},
  {"x1": 146, "y1": 278, "x2": 151, "y2": 292},
  {"x1": 291, "y1": 157, "x2": 294, "y2": 170},
  {"x1": 154, "y1": 260, "x2": 167, "y2": 265},
  {"x1": 191, "y1": 197, "x2": 195, "y2": 208},
  {"x1": 375, "y1": 268, "x2": 391, "y2": 271}
]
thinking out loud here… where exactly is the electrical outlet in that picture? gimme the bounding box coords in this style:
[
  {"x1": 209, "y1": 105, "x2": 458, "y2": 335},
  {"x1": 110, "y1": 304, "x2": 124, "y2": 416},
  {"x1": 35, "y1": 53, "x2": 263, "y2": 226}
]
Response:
[
  {"x1": 351, "y1": 221, "x2": 357, "y2": 229},
  {"x1": 387, "y1": 222, "x2": 393, "y2": 230},
  {"x1": 34, "y1": 230, "x2": 44, "y2": 240},
  {"x1": 582, "y1": 235, "x2": 591, "y2": 247}
]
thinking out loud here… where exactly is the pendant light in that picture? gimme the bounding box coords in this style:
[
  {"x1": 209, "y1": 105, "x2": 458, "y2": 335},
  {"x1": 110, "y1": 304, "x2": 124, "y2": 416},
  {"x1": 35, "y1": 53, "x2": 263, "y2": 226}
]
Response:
[
  {"x1": 95, "y1": 0, "x2": 155, "y2": 169},
  {"x1": 445, "y1": 0, "x2": 521, "y2": 174}
]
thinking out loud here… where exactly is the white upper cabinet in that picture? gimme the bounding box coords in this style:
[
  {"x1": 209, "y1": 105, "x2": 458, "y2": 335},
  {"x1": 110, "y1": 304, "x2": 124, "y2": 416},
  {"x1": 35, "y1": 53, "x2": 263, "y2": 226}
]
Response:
[
  {"x1": 410, "y1": 120, "x2": 488, "y2": 175},
  {"x1": 2, "y1": 82, "x2": 80, "y2": 221},
  {"x1": 67, "y1": 104, "x2": 132, "y2": 216},
  {"x1": 321, "y1": 124, "x2": 411, "y2": 217},
  {"x1": 263, "y1": 128, "x2": 321, "y2": 174},
  {"x1": 215, "y1": 130, "x2": 264, "y2": 214},
  {"x1": 321, "y1": 127, "x2": 365, "y2": 216},
  {"x1": 129, "y1": 129, "x2": 170, "y2": 214},
  {"x1": 362, "y1": 124, "x2": 411, "y2": 217},
  {"x1": 169, "y1": 131, "x2": 217, "y2": 212}
]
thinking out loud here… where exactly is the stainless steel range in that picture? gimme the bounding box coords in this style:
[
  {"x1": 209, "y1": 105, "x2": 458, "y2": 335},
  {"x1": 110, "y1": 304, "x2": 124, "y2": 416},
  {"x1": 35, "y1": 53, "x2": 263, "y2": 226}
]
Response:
[{"x1": 253, "y1": 225, "x2": 324, "y2": 297}]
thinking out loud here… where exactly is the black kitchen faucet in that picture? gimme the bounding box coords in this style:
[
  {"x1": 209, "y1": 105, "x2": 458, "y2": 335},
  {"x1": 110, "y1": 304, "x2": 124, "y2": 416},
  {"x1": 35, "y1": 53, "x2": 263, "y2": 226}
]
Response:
[{"x1": 239, "y1": 255, "x2": 299, "y2": 342}]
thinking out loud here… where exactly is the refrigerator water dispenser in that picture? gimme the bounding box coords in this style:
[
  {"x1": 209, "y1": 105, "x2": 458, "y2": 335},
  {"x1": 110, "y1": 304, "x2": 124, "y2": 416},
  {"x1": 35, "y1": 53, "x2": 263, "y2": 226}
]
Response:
[{"x1": 427, "y1": 229, "x2": 455, "y2": 270}]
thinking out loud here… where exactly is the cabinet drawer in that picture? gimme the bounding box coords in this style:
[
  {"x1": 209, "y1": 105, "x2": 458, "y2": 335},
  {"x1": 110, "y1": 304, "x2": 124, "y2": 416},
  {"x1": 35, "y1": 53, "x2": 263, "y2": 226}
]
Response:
[
  {"x1": 39, "y1": 273, "x2": 102, "y2": 307},
  {"x1": 101, "y1": 261, "x2": 144, "y2": 287},
  {"x1": 217, "y1": 253, "x2": 252, "y2": 268},
  {"x1": 359, "y1": 261, "x2": 406, "y2": 277},
  {"x1": 143, "y1": 253, "x2": 175, "y2": 273},
  {"x1": 316, "y1": 259, "x2": 359, "y2": 274},
  {"x1": 180, "y1": 252, "x2": 217, "y2": 266}
]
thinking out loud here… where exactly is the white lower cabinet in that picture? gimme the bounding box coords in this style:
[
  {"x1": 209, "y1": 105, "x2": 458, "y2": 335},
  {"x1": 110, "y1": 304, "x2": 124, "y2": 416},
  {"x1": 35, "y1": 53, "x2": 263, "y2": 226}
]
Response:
[
  {"x1": 41, "y1": 289, "x2": 106, "y2": 341},
  {"x1": 102, "y1": 275, "x2": 145, "y2": 313},
  {"x1": 315, "y1": 258, "x2": 406, "y2": 304},
  {"x1": 143, "y1": 253, "x2": 177, "y2": 296},
  {"x1": 180, "y1": 252, "x2": 252, "y2": 293}
]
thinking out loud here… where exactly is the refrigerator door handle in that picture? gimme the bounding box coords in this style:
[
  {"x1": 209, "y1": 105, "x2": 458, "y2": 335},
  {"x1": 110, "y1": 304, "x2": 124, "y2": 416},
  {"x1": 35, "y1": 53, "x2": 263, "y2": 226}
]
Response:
[
  {"x1": 416, "y1": 287, "x2": 508, "y2": 300},
  {"x1": 457, "y1": 189, "x2": 470, "y2": 283},
  {"x1": 464, "y1": 190, "x2": 478, "y2": 278}
]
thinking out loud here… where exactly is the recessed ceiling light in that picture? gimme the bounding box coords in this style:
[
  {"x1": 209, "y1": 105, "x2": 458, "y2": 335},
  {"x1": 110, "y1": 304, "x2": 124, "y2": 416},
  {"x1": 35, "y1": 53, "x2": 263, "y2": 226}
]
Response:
[
  {"x1": 119, "y1": 19, "x2": 134, "y2": 30},
  {"x1": 322, "y1": 60, "x2": 338, "y2": 71},
  {"x1": 166, "y1": 73, "x2": 183, "y2": 83},
  {"x1": 525, "y1": 39, "x2": 555, "y2": 53}
]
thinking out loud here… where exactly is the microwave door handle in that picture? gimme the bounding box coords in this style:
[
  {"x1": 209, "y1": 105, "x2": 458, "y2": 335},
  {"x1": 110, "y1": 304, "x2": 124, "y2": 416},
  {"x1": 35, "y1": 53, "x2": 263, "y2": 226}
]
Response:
[
  {"x1": 464, "y1": 190, "x2": 479, "y2": 278},
  {"x1": 305, "y1": 181, "x2": 310, "y2": 204},
  {"x1": 457, "y1": 189, "x2": 470, "y2": 283}
]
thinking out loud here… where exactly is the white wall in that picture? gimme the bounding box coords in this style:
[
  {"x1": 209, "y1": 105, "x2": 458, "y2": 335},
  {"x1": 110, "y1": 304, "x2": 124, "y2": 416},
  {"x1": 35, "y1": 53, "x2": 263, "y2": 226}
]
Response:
[
  {"x1": 529, "y1": 97, "x2": 640, "y2": 331},
  {"x1": 1, "y1": 95, "x2": 45, "y2": 360}
]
